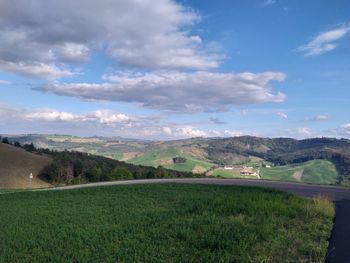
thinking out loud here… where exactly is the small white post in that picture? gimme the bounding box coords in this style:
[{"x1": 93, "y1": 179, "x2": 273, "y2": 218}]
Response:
[{"x1": 29, "y1": 172, "x2": 33, "y2": 188}]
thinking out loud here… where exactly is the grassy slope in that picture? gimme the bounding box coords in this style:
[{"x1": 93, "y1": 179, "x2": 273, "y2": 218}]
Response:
[
  {"x1": 261, "y1": 159, "x2": 338, "y2": 184},
  {"x1": 0, "y1": 143, "x2": 52, "y2": 189},
  {"x1": 0, "y1": 184, "x2": 334, "y2": 263},
  {"x1": 128, "y1": 148, "x2": 214, "y2": 173},
  {"x1": 212, "y1": 168, "x2": 257, "y2": 179}
]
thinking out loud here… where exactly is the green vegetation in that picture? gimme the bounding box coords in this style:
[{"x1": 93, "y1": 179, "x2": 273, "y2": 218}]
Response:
[
  {"x1": 0, "y1": 184, "x2": 334, "y2": 263},
  {"x1": 128, "y1": 148, "x2": 214, "y2": 173},
  {"x1": 212, "y1": 168, "x2": 257, "y2": 179},
  {"x1": 207, "y1": 136, "x2": 350, "y2": 184},
  {"x1": 7, "y1": 134, "x2": 350, "y2": 185},
  {"x1": 261, "y1": 159, "x2": 338, "y2": 184},
  {"x1": 1, "y1": 141, "x2": 198, "y2": 186},
  {"x1": 212, "y1": 168, "x2": 241, "y2": 178},
  {"x1": 39, "y1": 150, "x2": 198, "y2": 185}
]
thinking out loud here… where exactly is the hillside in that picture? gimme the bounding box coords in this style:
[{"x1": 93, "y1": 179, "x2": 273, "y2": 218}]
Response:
[
  {"x1": 6, "y1": 134, "x2": 350, "y2": 186},
  {"x1": 0, "y1": 142, "x2": 52, "y2": 189},
  {"x1": 260, "y1": 159, "x2": 339, "y2": 185}
]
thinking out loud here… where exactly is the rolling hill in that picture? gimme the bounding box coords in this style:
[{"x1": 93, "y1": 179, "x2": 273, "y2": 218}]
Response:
[
  {"x1": 5, "y1": 134, "x2": 350, "y2": 186},
  {"x1": 0, "y1": 142, "x2": 52, "y2": 189}
]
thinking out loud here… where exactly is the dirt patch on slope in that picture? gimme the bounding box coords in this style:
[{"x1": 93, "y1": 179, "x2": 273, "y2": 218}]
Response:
[
  {"x1": 0, "y1": 143, "x2": 52, "y2": 189},
  {"x1": 192, "y1": 165, "x2": 207, "y2": 174},
  {"x1": 293, "y1": 170, "x2": 304, "y2": 181},
  {"x1": 122, "y1": 152, "x2": 144, "y2": 161}
]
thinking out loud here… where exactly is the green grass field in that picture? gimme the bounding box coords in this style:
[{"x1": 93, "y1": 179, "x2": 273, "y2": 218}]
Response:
[
  {"x1": 212, "y1": 168, "x2": 257, "y2": 179},
  {"x1": 261, "y1": 159, "x2": 339, "y2": 185},
  {"x1": 0, "y1": 184, "x2": 334, "y2": 262},
  {"x1": 128, "y1": 148, "x2": 214, "y2": 173}
]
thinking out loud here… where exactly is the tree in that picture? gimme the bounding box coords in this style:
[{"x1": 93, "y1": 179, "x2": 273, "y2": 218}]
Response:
[
  {"x1": 155, "y1": 166, "x2": 168, "y2": 178},
  {"x1": 86, "y1": 167, "x2": 102, "y2": 182},
  {"x1": 1, "y1": 137, "x2": 9, "y2": 144},
  {"x1": 23, "y1": 143, "x2": 35, "y2": 152},
  {"x1": 108, "y1": 168, "x2": 133, "y2": 180}
]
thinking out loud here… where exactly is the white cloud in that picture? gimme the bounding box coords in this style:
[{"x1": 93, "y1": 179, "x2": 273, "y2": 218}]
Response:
[
  {"x1": 0, "y1": 60, "x2": 73, "y2": 80},
  {"x1": 297, "y1": 127, "x2": 312, "y2": 136},
  {"x1": 0, "y1": 0, "x2": 221, "y2": 79},
  {"x1": 162, "y1": 126, "x2": 173, "y2": 135},
  {"x1": 0, "y1": 105, "x2": 247, "y2": 139},
  {"x1": 58, "y1": 43, "x2": 90, "y2": 62},
  {"x1": 175, "y1": 127, "x2": 208, "y2": 137},
  {"x1": 37, "y1": 71, "x2": 286, "y2": 113},
  {"x1": 305, "y1": 114, "x2": 331, "y2": 121},
  {"x1": 209, "y1": 117, "x2": 225, "y2": 124},
  {"x1": 25, "y1": 110, "x2": 78, "y2": 122},
  {"x1": 327, "y1": 123, "x2": 350, "y2": 138},
  {"x1": 262, "y1": 0, "x2": 276, "y2": 7},
  {"x1": 276, "y1": 112, "x2": 288, "y2": 120},
  {"x1": 92, "y1": 110, "x2": 129, "y2": 124},
  {"x1": 298, "y1": 24, "x2": 350, "y2": 56},
  {"x1": 281, "y1": 127, "x2": 314, "y2": 138},
  {"x1": 340, "y1": 124, "x2": 350, "y2": 135},
  {"x1": 2, "y1": 107, "x2": 131, "y2": 125},
  {"x1": 0, "y1": 79, "x2": 11, "y2": 85}
]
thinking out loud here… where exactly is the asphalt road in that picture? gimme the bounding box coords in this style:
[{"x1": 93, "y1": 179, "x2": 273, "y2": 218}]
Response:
[{"x1": 51, "y1": 178, "x2": 350, "y2": 262}]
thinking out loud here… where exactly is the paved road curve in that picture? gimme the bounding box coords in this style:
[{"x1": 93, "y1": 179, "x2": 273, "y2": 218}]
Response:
[{"x1": 51, "y1": 178, "x2": 350, "y2": 262}]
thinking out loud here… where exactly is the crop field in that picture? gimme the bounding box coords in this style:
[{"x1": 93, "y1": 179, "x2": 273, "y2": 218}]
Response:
[
  {"x1": 261, "y1": 159, "x2": 339, "y2": 185},
  {"x1": 0, "y1": 184, "x2": 334, "y2": 262}
]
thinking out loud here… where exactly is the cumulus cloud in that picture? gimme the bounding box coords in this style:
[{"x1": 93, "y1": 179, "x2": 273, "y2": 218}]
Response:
[
  {"x1": 0, "y1": 105, "x2": 247, "y2": 139},
  {"x1": 58, "y1": 43, "x2": 90, "y2": 62},
  {"x1": 0, "y1": 60, "x2": 73, "y2": 80},
  {"x1": 175, "y1": 127, "x2": 208, "y2": 137},
  {"x1": 25, "y1": 110, "x2": 79, "y2": 122},
  {"x1": 297, "y1": 24, "x2": 350, "y2": 56},
  {"x1": 162, "y1": 126, "x2": 173, "y2": 135},
  {"x1": 92, "y1": 110, "x2": 129, "y2": 124},
  {"x1": 37, "y1": 71, "x2": 286, "y2": 113},
  {"x1": 0, "y1": 0, "x2": 220, "y2": 79},
  {"x1": 0, "y1": 106, "x2": 131, "y2": 125},
  {"x1": 276, "y1": 112, "x2": 288, "y2": 120}
]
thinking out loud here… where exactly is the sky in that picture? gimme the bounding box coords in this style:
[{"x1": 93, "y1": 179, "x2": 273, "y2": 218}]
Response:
[{"x1": 0, "y1": 0, "x2": 350, "y2": 140}]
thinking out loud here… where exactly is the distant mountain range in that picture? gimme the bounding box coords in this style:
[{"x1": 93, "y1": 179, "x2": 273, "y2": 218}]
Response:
[{"x1": 4, "y1": 134, "x2": 350, "y2": 186}]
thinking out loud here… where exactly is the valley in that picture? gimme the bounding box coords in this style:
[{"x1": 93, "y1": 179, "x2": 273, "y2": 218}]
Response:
[{"x1": 6, "y1": 134, "x2": 350, "y2": 186}]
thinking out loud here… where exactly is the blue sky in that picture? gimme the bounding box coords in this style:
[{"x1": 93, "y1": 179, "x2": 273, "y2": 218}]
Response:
[{"x1": 0, "y1": 0, "x2": 349, "y2": 139}]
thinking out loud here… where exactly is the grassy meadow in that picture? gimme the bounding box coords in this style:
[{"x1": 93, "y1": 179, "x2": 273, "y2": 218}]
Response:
[
  {"x1": 261, "y1": 159, "x2": 339, "y2": 185},
  {"x1": 212, "y1": 168, "x2": 258, "y2": 179},
  {"x1": 127, "y1": 148, "x2": 214, "y2": 173},
  {"x1": 0, "y1": 184, "x2": 334, "y2": 263}
]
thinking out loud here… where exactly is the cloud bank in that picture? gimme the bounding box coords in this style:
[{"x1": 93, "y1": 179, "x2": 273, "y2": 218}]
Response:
[
  {"x1": 37, "y1": 71, "x2": 286, "y2": 113},
  {"x1": 0, "y1": 105, "x2": 244, "y2": 139},
  {"x1": 0, "y1": 0, "x2": 220, "y2": 79}
]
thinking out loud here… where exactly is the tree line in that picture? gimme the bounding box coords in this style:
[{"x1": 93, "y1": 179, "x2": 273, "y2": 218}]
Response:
[{"x1": 2, "y1": 139, "x2": 199, "y2": 185}]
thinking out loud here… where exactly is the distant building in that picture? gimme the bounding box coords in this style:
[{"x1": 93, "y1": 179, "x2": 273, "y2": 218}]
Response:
[{"x1": 224, "y1": 166, "x2": 233, "y2": 170}]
